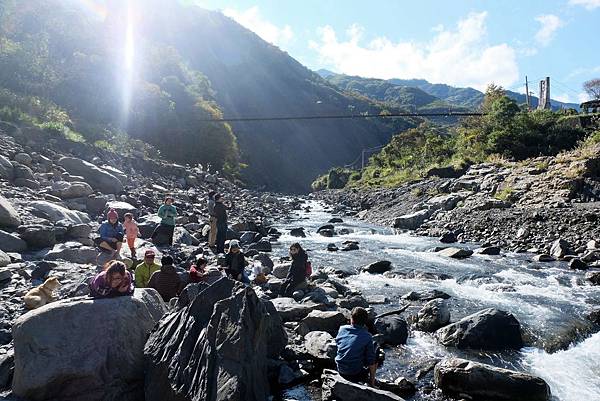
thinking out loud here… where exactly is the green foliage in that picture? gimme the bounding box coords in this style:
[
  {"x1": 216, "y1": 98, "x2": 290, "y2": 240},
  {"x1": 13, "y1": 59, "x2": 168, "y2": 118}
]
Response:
[{"x1": 494, "y1": 186, "x2": 514, "y2": 202}]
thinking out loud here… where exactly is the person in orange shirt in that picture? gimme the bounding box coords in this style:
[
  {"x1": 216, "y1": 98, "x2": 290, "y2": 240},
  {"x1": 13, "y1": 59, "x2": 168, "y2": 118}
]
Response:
[{"x1": 123, "y1": 213, "x2": 140, "y2": 259}]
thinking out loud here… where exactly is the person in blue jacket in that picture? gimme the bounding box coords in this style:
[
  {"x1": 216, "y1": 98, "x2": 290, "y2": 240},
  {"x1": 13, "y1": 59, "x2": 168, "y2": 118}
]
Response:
[{"x1": 94, "y1": 209, "x2": 124, "y2": 258}]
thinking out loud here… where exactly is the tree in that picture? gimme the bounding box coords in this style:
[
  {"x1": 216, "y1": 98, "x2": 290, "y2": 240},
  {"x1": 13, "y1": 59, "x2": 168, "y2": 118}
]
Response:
[{"x1": 583, "y1": 78, "x2": 600, "y2": 100}]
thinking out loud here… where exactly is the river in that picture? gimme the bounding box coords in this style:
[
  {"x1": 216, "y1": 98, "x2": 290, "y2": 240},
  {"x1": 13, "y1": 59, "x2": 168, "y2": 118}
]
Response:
[{"x1": 272, "y1": 200, "x2": 600, "y2": 401}]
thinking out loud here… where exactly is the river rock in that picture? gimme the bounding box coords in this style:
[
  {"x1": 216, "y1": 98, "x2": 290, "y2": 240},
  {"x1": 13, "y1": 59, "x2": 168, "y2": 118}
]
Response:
[
  {"x1": 393, "y1": 209, "x2": 430, "y2": 230},
  {"x1": 144, "y1": 278, "x2": 271, "y2": 401},
  {"x1": 18, "y1": 225, "x2": 56, "y2": 249},
  {"x1": 290, "y1": 228, "x2": 306, "y2": 237},
  {"x1": 50, "y1": 181, "x2": 94, "y2": 199},
  {"x1": 474, "y1": 246, "x2": 501, "y2": 255},
  {"x1": 415, "y1": 299, "x2": 450, "y2": 332},
  {"x1": 550, "y1": 238, "x2": 572, "y2": 259},
  {"x1": 248, "y1": 238, "x2": 272, "y2": 252},
  {"x1": 439, "y1": 231, "x2": 457, "y2": 243},
  {"x1": 271, "y1": 297, "x2": 313, "y2": 322},
  {"x1": 586, "y1": 272, "x2": 600, "y2": 285},
  {"x1": 58, "y1": 157, "x2": 123, "y2": 194},
  {"x1": 437, "y1": 308, "x2": 523, "y2": 350},
  {"x1": 337, "y1": 295, "x2": 369, "y2": 310},
  {"x1": 534, "y1": 254, "x2": 555, "y2": 262},
  {"x1": 437, "y1": 247, "x2": 473, "y2": 259},
  {"x1": 298, "y1": 310, "x2": 347, "y2": 336},
  {"x1": 434, "y1": 358, "x2": 551, "y2": 401},
  {"x1": 0, "y1": 195, "x2": 20, "y2": 228},
  {"x1": 29, "y1": 201, "x2": 90, "y2": 224},
  {"x1": 304, "y1": 331, "x2": 337, "y2": 361},
  {"x1": 327, "y1": 243, "x2": 338, "y2": 252},
  {"x1": 374, "y1": 316, "x2": 409, "y2": 345},
  {"x1": 272, "y1": 263, "x2": 291, "y2": 279},
  {"x1": 321, "y1": 369, "x2": 404, "y2": 401},
  {"x1": 12, "y1": 289, "x2": 166, "y2": 401},
  {"x1": 44, "y1": 242, "x2": 97, "y2": 264},
  {"x1": 361, "y1": 260, "x2": 392, "y2": 274},
  {"x1": 0, "y1": 230, "x2": 27, "y2": 252},
  {"x1": 569, "y1": 258, "x2": 588, "y2": 270},
  {"x1": 341, "y1": 241, "x2": 359, "y2": 251},
  {"x1": 402, "y1": 289, "x2": 451, "y2": 301}
]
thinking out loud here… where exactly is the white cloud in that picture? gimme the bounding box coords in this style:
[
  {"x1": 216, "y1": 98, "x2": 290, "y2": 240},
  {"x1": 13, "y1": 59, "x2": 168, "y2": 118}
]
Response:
[
  {"x1": 554, "y1": 93, "x2": 573, "y2": 103},
  {"x1": 569, "y1": 0, "x2": 600, "y2": 9},
  {"x1": 534, "y1": 14, "x2": 564, "y2": 46},
  {"x1": 309, "y1": 12, "x2": 519, "y2": 91},
  {"x1": 553, "y1": 92, "x2": 590, "y2": 104},
  {"x1": 223, "y1": 6, "x2": 293, "y2": 48},
  {"x1": 567, "y1": 65, "x2": 600, "y2": 79}
]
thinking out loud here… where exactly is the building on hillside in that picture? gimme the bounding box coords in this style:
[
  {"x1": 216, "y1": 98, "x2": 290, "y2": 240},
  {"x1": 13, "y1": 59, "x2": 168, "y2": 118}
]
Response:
[{"x1": 580, "y1": 100, "x2": 600, "y2": 114}]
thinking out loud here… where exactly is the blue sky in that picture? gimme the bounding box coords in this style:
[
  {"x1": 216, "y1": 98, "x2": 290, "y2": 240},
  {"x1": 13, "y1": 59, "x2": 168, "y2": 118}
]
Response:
[{"x1": 194, "y1": 0, "x2": 600, "y2": 103}]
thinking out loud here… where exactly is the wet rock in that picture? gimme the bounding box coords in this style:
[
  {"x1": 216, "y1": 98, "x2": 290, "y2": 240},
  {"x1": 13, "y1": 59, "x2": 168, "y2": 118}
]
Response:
[
  {"x1": 437, "y1": 308, "x2": 523, "y2": 350},
  {"x1": 415, "y1": 299, "x2": 450, "y2": 332},
  {"x1": 328, "y1": 217, "x2": 343, "y2": 223},
  {"x1": 586, "y1": 272, "x2": 600, "y2": 285},
  {"x1": 50, "y1": 181, "x2": 93, "y2": 199},
  {"x1": 44, "y1": 242, "x2": 97, "y2": 264},
  {"x1": 29, "y1": 201, "x2": 90, "y2": 224},
  {"x1": 321, "y1": 369, "x2": 404, "y2": 401},
  {"x1": 290, "y1": 227, "x2": 306, "y2": 237},
  {"x1": 327, "y1": 243, "x2": 338, "y2": 252},
  {"x1": 377, "y1": 377, "x2": 416, "y2": 399},
  {"x1": 374, "y1": 316, "x2": 409, "y2": 346},
  {"x1": 319, "y1": 229, "x2": 335, "y2": 237},
  {"x1": 239, "y1": 231, "x2": 260, "y2": 245},
  {"x1": 0, "y1": 230, "x2": 27, "y2": 252},
  {"x1": 18, "y1": 225, "x2": 56, "y2": 249},
  {"x1": 337, "y1": 295, "x2": 369, "y2": 310},
  {"x1": 550, "y1": 238, "x2": 573, "y2": 259},
  {"x1": 437, "y1": 247, "x2": 473, "y2": 259},
  {"x1": 12, "y1": 289, "x2": 166, "y2": 401},
  {"x1": 533, "y1": 254, "x2": 555, "y2": 262},
  {"x1": 366, "y1": 295, "x2": 389, "y2": 305},
  {"x1": 474, "y1": 246, "x2": 501, "y2": 255},
  {"x1": 0, "y1": 195, "x2": 21, "y2": 228},
  {"x1": 394, "y1": 209, "x2": 430, "y2": 230},
  {"x1": 144, "y1": 279, "x2": 271, "y2": 401},
  {"x1": 304, "y1": 331, "x2": 337, "y2": 361},
  {"x1": 297, "y1": 310, "x2": 347, "y2": 336},
  {"x1": 434, "y1": 358, "x2": 551, "y2": 401},
  {"x1": 569, "y1": 258, "x2": 588, "y2": 270},
  {"x1": 341, "y1": 241, "x2": 359, "y2": 251},
  {"x1": 58, "y1": 156, "x2": 123, "y2": 194},
  {"x1": 318, "y1": 224, "x2": 335, "y2": 233},
  {"x1": 248, "y1": 238, "x2": 272, "y2": 252},
  {"x1": 361, "y1": 260, "x2": 392, "y2": 274},
  {"x1": 439, "y1": 231, "x2": 457, "y2": 243}
]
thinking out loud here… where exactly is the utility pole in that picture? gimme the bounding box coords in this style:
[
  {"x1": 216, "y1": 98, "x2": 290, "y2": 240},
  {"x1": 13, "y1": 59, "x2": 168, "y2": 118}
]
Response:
[{"x1": 525, "y1": 76, "x2": 531, "y2": 110}]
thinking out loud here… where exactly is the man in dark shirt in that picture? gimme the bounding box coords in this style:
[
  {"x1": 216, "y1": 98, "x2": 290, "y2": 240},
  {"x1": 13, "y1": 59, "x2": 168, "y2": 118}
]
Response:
[{"x1": 335, "y1": 307, "x2": 378, "y2": 386}]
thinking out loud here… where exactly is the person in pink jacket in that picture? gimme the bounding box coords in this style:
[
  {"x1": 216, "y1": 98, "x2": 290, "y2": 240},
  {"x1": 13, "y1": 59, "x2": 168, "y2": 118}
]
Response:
[
  {"x1": 123, "y1": 213, "x2": 140, "y2": 259},
  {"x1": 89, "y1": 261, "x2": 134, "y2": 298}
]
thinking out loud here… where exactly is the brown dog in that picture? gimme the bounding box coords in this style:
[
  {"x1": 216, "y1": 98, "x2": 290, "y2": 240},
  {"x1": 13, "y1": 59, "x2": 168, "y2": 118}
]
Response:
[{"x1": 24, "y1": 277, "x2": 61, "y2": 310}]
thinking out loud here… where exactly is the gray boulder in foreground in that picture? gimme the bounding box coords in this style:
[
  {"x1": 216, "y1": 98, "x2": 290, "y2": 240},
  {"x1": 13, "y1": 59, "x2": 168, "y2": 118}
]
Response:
[
  {"x1": 322, "y1": 369, "x2": 405, "y2": 401},
  {"x1": 0, "y1": 195, "x2": 20, "y2": 228},
  {"x1": 12, "y1": 289, "x2": 166, "y2": 401},
  {"x1": 434, "y1": 358, "x2": 551, "y2": 401}
]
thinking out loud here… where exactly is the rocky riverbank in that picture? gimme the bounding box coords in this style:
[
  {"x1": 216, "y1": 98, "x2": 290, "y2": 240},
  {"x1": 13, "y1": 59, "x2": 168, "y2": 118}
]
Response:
[{"x1": 314, "y1": 144, "x2": 600, "y2": 271}]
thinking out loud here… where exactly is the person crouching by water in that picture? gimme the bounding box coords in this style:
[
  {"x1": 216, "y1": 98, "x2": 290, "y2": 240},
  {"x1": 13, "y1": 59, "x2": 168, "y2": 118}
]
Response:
[
  {"x1": 335, "y1": 307, "x2": 378, "y2": 386},
  {"x1": 213, "y1": 194, "x2": 232, "y2": 254},
  {"x1": 148, "y1": 255, "x2": 185, "y2": 302},
  {"x1": 224, "y1": 240, "x2": 249, "y2": 283},
  {"x1": 95, "y1": 209, "x2": 124, "y2": 259},
  {"x1": 280, "y1": 243, "x2": 308, "y2": 297},
  {"x1": 89, "y1": 261, "x2": 134, "y2": 298},
  {"x1": 151, "y1": 196, "x2": 177, "y2": 246}
]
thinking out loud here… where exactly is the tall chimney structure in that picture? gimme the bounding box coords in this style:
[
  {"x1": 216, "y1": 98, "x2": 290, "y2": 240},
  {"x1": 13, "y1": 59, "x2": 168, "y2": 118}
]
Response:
[{"x1": 538, "y1": 77, "x2": 551, "y2": 110}]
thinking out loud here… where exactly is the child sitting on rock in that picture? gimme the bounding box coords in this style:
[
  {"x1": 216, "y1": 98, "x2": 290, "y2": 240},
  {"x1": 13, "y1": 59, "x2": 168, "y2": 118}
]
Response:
[
  {"x1": 123, "y1": 213, "x2": 139, "y2": 259},
  {"x1": 223, "y1": 240, "x2": 249, "y2": 284},
  {"x1": 89, "y1": 260, "x2": 134, "y2": 298},
  {"x1": 190, "y1": 256, "x2": 224, "y2": 285},
  {"x1": 95, "y1": 209, "x2": 124, "y2": 259}
]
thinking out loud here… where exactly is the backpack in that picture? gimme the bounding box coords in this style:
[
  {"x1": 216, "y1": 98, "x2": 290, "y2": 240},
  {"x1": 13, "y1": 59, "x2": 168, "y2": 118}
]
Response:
[{"x1": 305, "y1": 261, "x2": 312, "y2": 278}]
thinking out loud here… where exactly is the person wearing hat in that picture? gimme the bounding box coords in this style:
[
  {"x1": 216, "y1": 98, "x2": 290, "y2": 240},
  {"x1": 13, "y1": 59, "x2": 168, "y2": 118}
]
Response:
[
  {"x1": 134, "y1": 250, "x2": 161, "y2": 288},
  {"x1": 151, "y1": 196, "x2": 178, "y2": 246},
  {"x1": 223, "y1": 239, "x2": 249, "y2": 283},
  {"x1": 148, "y1": 255, "x2": 185, "y2": 302},
  {"x1": 95, "y1": 209, "x2": 125, "y2": 258}
]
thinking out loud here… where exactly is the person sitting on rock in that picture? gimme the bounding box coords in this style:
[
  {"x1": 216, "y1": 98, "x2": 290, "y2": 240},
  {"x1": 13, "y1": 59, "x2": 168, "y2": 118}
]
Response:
[
  {"x1": 280, "y1": 243, "x2": 308, "y2": 297},
  {"x1": 335, "y1": 307, "x2": 378, "y2": 386},
  {"x1": 123, "y1": 212, "x2": 139, "y2": 259},
  {"x1": 223, "y1": 240, "x2": 249, "y2": 283},
  {"x1": 89, "y1": 260, "x2": 134, "y2": 298},
  {"x1": 189, "y1": 256, "x2": 209, "y2": 282},
  {"x1": 148, "y1": 255, "x2": 185, "y2": 302},
  {"x1": 134, "y1": 250, "x2": 161, "y2": 288},
  {"x1": 151, "y1": 196, "x2": 177, "y2": 246},
  {"x1": 95, "y1": 209, "x2": 124, "y2": 258},
  {"x1": 213, "y1": 194, "x2": 232, "y2": 254}
]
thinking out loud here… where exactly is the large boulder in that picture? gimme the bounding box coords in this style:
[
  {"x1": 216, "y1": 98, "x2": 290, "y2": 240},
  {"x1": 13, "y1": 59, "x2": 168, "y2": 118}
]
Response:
[
  {"x1": 297, "y1": 310, "x2": 347, "y2": 336},
  {"x1": 50, "y1": 181, "x2": 94, "y2": 199},
  {"x1": 144, "y1": 278, "x2": 272, "y2": 401},
  {"x1": 0, "y1": 195, "x2": 20, "y2": 228},
  {"x1": 414, "y1": 299, "x2": 450, "y2": 332},
  {"x1": 304, "y1": 331, "x2": 337, "y2": 361},
  {"x1": 105, "y1": 201, "x2": 138, "y2": 219},
  {"x1": 434, "y1": 358, "x2": 551, "y2": 401},
  {"x1": 322, "y1": 369, "x2": 405, "y2": 401},
  {"x1": 271, "y1": 297, "x2": 313, "y2": 322},
  {"x1": 44, "y1": 242, "x2": 97, "y2": 264},
  {"x1": 393, "y1": 209, "x2": 430, "y2": 230},
  {"x1": 361, "y1": 260, "x2": 392, "y2": 274},
  {"x1": 374, "y1": 316, "x2": 409, "y2": 345},
  {"x1": 272, "y1": 263, "x2": 291, "y2": 279},
  {"x1": 436, "y1": 308, "x2": 523, "y2": 350},
  {"x1": 550, "y1": 238, "x2": 572, "y2": 259},
  {"x1": 29, "y1": 201, "x2": 91, "y2": 224},
  {"x1": 18, "y1": 225, "x2": 56, "y2": 249},
  {"x1": 0, "y1": 250, "x2": 9, "y2": 268},
  {"x1": 58, "y1": 157, "x2": 123, "y2": 194},
  {"x1": 0, "y1": 230, "x2": 27, "y2": 253},
  {"x1": 12, "y1": 289, "x2": 166, "y2": 401},
  {"x1": 437, "y1": 247, "x2": 473, "y2": 259}
]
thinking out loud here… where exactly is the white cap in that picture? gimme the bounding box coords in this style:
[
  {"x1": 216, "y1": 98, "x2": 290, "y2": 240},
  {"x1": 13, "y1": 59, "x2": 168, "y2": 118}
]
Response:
[{"x1": 229, "y1": 239, "x2": 240, "y2": 248}]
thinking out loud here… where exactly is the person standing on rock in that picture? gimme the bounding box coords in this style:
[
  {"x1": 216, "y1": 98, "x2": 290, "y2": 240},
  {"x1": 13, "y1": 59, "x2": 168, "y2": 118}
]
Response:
[
  {"x1": 95, "y1": 209, "x2": 124, "y2": 259},
  {"x1": 207, "y1": 191, "x2": 217, "y2": 248},
  {"x1": 223, "y1": 240, "x2": 249, "y2": 283},
  {"x1": 151, "y1": 196, "x2": 177, "y2": 246},
  {"x1": 123, "y1": 213, "x2": 139, "y2": 259},
  {"x1": 134, "y1": 250, "x2": 161, "y2": 288},
  {"x1": 280, "y1": 243, "x2": 308, "y2": 297},
  {"x1": 148, "y1": 255, "x2": 185, "y2": 302},
  {"x1": 335, "y1": 307, "x2": 378, "y2": 386},
  {"x1": 213, "y1": 194, "x2": 232, "y2": 254},
  {"x1": 89, "y1": 260, "x2": 134, "y2": 298}
]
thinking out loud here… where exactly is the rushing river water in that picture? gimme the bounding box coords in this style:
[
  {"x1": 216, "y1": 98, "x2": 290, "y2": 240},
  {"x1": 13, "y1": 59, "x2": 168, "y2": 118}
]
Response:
[{"x1": 272, "y1": 201, "x2": 600, "y2": 401}]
